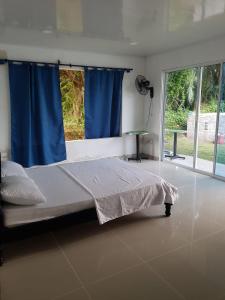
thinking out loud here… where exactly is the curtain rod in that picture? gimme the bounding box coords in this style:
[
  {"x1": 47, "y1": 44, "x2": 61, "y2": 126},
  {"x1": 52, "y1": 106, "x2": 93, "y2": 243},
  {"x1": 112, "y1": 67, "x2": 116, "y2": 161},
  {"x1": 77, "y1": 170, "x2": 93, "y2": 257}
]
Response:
[{"x1": 0, "y1": 58, "x2": 133, "y2": 73}]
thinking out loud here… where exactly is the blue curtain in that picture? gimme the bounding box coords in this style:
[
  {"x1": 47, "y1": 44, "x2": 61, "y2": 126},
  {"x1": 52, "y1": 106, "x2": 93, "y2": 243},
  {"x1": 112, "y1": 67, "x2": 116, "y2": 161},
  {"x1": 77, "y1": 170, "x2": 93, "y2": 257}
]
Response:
[
  {"x1": 8, "y1": 62, "x2": 66, "y2": 167},
  {"x1": 84, "y1": 68, "x2": 124, "y2": 139}
]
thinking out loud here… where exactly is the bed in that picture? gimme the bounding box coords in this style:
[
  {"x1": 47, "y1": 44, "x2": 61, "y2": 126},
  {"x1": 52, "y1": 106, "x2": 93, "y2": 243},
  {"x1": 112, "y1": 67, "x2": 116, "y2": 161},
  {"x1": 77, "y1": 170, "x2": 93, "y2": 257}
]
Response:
[{"x1": 0, "y1": 156, "x2": 177, "y2": 265}]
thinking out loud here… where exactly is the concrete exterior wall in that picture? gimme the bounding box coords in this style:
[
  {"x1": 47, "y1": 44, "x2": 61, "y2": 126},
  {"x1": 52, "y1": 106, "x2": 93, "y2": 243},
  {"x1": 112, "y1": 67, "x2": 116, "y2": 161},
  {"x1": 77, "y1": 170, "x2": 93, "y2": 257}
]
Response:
[{"x1": 187, "y1": 112, "x2": 225, "y2": 142}]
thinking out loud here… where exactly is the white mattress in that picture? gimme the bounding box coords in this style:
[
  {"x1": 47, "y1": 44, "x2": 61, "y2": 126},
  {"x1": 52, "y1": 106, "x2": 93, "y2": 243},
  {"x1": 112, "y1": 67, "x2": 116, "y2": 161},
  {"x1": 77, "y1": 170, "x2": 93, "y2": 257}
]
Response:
[
  {"x1": 3, "y1": 162, "x2": 94, "y2": 227},
  {"x1": 3, "y1": 158, "x2": 177, "y2": 227}
]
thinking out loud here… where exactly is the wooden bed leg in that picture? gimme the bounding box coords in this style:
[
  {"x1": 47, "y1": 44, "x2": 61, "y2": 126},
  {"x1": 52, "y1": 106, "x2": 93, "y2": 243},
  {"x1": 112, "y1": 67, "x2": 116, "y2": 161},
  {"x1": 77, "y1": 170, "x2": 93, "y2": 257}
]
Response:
[
  {"x1": 165, "y1": 203, "x2": 172, "y2": 217},
  {"x1": 0, "y1": 243, "x2": 3, "y2": 266},
  {"x1": 0, "y1": 208, "x2": 4, "y2": 266}
]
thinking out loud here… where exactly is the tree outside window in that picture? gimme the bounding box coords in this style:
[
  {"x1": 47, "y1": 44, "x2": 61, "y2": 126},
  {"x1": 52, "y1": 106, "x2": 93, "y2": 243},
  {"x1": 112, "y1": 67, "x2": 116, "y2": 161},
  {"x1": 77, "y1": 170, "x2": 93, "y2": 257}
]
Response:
[{"x1": 59, "y1": 69, "x2": 85, "y2": 140}]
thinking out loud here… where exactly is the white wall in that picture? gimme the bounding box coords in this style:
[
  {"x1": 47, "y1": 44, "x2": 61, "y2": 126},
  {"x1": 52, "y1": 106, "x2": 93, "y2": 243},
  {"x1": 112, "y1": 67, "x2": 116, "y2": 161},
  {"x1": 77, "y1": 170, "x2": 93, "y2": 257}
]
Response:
[
  {"x1": 144, "y1": 36, "x2": 225, "y2": 159},
  {"x1": 0, "y1": 43, "x2": 146, "y2": 161}
]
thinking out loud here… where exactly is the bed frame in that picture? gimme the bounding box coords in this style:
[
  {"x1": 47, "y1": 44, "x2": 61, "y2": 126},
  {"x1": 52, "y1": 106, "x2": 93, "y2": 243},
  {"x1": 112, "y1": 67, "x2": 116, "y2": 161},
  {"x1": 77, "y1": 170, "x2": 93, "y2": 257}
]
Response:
[{"x1": 0, "y1": 153, "x2": 172, "y2": 266}]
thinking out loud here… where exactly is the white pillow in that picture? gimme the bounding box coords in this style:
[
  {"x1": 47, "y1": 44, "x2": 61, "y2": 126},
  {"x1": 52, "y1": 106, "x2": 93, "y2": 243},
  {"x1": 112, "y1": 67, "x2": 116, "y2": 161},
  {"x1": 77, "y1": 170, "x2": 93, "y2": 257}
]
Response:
[
  {"x1": 1, "y1": 176, "x2": 46, "y2": 206},
  {"x1": 1, "y1": 160, "x2": 28, "y2": 178}
]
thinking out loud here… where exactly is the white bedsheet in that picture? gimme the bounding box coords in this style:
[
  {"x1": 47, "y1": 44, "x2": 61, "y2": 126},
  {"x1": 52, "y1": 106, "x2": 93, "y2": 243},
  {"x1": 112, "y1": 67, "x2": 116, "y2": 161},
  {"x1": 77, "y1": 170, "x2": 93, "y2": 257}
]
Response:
[
  {"x1": 58, "y1": 158, "x2": 177, "y2": 224},
  {"x1": 3, "y1": 158, "x2": 177, "y2": 226}
]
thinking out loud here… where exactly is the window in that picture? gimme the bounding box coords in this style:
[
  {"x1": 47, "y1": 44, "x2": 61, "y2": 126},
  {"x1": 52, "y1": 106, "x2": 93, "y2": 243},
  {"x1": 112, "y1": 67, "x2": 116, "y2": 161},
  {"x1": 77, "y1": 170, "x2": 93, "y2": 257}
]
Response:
[{"x1": 59, "y1": 69, "x2": 85, "y2": 141}]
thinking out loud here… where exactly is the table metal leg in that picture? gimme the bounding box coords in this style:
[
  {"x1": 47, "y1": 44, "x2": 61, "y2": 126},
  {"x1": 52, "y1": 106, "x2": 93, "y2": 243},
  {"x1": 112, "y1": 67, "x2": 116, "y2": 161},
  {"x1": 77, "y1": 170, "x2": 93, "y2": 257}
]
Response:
[
  {"x1": 165, "y1": 132, "x2": 185, "y2": 160},
  {"x1": 136, "y1": 135, "x2": 141, "y2": 161},
  {"x1": 128, "y1": 134, "x2": 142, "y2": 162},
  {"x1": 173, "y1": 132, "x2": 177, "y2": 156}
]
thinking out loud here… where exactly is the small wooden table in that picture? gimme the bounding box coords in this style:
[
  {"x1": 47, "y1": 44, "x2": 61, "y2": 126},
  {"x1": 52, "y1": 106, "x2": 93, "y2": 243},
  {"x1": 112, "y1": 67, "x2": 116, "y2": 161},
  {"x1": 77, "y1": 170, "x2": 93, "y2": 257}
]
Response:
[
  {"x1": 126, "y1": 130, "x2": 149, "y2": 162},
  {"x1": 165, "y1": 129, "x2": 187, "y2": 160}
]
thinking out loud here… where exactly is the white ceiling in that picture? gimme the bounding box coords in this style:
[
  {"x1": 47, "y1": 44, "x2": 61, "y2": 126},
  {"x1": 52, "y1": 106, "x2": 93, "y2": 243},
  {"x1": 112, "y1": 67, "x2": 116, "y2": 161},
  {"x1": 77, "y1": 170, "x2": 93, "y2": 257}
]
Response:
[{"x1": 0, "y1": 0, "x2": 225, "y2": 56}]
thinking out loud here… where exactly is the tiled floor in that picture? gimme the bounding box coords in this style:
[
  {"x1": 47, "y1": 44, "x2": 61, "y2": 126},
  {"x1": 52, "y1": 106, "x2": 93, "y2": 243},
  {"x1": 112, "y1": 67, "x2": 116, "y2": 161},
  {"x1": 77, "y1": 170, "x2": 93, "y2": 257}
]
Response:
[
  {"x1": 1, "y1": 160, "x2": 225, "y2": 299},
  {"x1": 165, "y1": 154, "x2": 225, "y2": 175}
]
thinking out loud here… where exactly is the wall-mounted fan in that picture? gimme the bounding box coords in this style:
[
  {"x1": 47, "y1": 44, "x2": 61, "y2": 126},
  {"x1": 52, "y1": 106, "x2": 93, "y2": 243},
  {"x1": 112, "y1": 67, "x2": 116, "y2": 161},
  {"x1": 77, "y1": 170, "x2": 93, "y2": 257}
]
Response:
[
  {"x1": 135, "y1": 75, "x2": 154, "y2": 129},
  {"x1": 135, "y1": 75, "x2": 154, "y2": 98}
]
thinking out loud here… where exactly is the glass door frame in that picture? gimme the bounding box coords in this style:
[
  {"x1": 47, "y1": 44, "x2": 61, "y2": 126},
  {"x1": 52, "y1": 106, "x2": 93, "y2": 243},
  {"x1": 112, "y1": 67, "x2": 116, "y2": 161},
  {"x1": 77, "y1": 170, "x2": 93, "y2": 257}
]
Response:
[
  {"x1": 161, "y1": 62, "x2": 224, "y2": 179},
  {"x1": 212, "y1": 63, "x2": 223, "y2": 176},
  {"x1": 193, "y1": 66, "x2": 202, "y2": 170}
]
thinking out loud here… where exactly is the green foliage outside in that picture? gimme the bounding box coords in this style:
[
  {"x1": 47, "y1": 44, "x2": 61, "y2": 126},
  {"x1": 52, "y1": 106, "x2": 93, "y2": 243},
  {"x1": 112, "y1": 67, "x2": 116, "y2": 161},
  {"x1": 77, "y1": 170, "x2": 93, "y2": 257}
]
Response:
[
  {"x1": 165, "y1": 65, "x2": 220, "y2": 130},
  {"x1": 216, "y1": 144, "x2": 225, "y2": 164},
  {"x1": 60, "y1": 70, "x2": 84, "y2": 140},
  {"x1": 200, "y1": 100, "x2": 218, "y2": 113},
  {"x1": 165, "y1": 68, "x2": 198, "y2": 130},
  {"x1": 166, "y1": 68, "x2": 197, "y2": 113},
  {"x1": 164, "y1": 65, "x2": 221, "y2": 162},
  {"x1": 165, "y1": 109, "x2": 189, "y2": 130}
]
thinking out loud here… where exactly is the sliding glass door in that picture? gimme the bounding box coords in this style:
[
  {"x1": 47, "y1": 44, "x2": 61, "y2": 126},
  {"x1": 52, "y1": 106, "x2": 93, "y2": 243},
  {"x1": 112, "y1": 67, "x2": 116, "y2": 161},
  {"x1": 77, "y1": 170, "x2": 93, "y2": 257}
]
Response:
[
  {"x1": 163, "y1": 62, "x2": 225, "y2": 178},
  {"x1": 163, "y1": 68, "x2": 199, "y2": 169},
  {"x1": 215, "y1": 63, "x2": 225, "y2": 177},
  {"x1": 196, "y1": 64, "x2": 221, "y2": 173}
]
